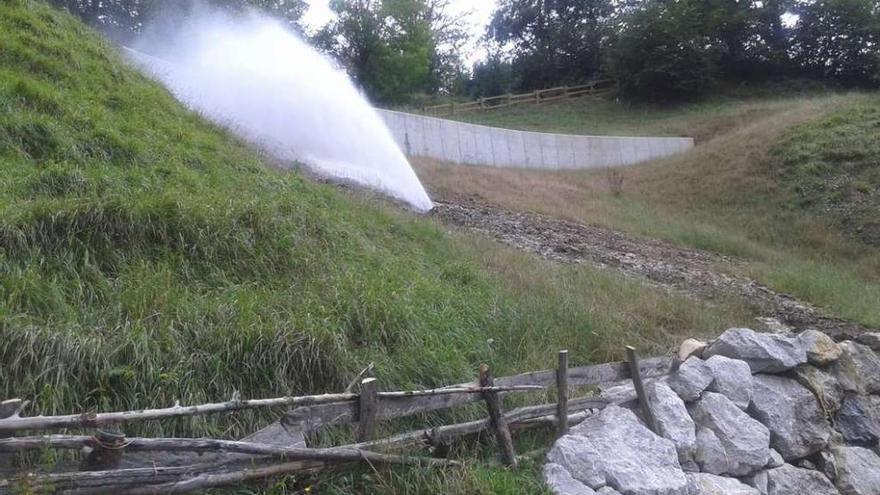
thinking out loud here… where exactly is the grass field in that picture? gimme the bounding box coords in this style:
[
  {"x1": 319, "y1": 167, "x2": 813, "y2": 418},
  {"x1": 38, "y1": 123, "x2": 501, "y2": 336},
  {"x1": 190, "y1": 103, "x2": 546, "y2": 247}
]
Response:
[
  {"x1": 0, "y1": 3, "x2": 758, "y2": 493},
  {"x1": 445, "y1": 81, "x2": 840, "y2": 143},
  {"x1": 416, "y1": 91, "x2": 880, "y2": 330}
]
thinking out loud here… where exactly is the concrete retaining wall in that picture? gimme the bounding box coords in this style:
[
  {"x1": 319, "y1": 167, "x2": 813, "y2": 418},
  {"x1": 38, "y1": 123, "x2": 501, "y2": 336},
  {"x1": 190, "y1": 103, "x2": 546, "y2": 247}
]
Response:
[{"x1": 377, "y1": 109, "x2": 694, "y2": 170}]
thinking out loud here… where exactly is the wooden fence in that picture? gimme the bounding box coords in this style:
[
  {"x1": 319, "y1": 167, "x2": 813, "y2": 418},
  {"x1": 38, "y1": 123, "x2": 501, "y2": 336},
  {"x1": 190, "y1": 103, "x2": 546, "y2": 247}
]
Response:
[
  {"x1": 0, "y1": 348, "x2": 671, "y2": 494},
  {"x1": 422, "y1": 80, "x2": 616, "y2": 117}
]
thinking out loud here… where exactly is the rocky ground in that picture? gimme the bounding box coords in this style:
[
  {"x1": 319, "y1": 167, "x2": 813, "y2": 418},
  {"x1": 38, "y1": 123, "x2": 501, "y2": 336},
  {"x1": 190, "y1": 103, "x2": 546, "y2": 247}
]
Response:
[
  {"x1": 544, "y1": 327, "x2": 880, "y2": 495},
  {"x1": 432, "y1": 199, "x2": 874, "y2": 340}
]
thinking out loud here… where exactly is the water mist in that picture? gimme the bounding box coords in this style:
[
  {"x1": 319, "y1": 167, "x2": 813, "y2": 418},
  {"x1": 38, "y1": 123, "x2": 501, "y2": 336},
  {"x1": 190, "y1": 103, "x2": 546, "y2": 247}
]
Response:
[{"x1": 126, "y1": 11, "x2": 433, "y2": 212}]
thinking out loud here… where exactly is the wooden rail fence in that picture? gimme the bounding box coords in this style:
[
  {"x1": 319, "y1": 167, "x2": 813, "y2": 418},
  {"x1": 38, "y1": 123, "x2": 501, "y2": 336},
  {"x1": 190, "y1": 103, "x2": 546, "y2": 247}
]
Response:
[
  {"x1": 422, "y1": 79, "x2": 616, "y2": 116},
  {"x1": 0, "y1": 348, "x2": 669, "y2": 494}
]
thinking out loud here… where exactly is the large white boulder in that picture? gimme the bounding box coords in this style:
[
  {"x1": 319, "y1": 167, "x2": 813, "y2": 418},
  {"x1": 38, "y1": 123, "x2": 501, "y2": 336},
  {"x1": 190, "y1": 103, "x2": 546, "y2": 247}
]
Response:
[
  {"x1": 764, "y1": 463, "x2": 839, "y2": 495},
  {"x1": 646, "y1": 380, "x2": 697, "y2": 469},
  {"x1": 689, "y1": 392, "x2": 771, "y2": 476},
  {"x1": 545, "y1": 405, "x2": 689, "y2": 495},
  {"x1": 704, "y1": 328, "x2": 806, "y2": 373},
  {"x1": 687, "y1": 473, "x2": 760, "y2": 495},
  {"x1": 668, "y1": 357, "x2": 713, "y2": 402},
  {"x1": 543, "y1": 462, "x2": 597, "y2": 495},
  {"x1": 748, "y1": 374, "x2": 832, "y2": 460},
  {"x1": 704, "y1": 354, "x2": 753, "y2": 409}
]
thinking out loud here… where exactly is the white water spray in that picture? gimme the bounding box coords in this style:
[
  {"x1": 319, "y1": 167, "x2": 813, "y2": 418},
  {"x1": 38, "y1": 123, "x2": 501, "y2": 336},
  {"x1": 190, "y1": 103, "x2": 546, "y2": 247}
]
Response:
[{"x1": 127, "y1": 11, "x2": 433, "y2": 211}]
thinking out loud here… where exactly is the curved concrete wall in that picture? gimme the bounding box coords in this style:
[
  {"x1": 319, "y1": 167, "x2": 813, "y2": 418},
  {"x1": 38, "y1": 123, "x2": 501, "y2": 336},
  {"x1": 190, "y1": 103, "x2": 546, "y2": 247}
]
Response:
[{"x1": 378, "y1": 109, "x2": 694, "y2": 170}]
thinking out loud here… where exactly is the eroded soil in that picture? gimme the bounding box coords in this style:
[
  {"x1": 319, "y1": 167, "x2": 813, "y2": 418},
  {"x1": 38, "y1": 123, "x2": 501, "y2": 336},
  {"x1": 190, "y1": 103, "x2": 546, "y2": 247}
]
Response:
[{"x1": 432, "y1": 198, "x2": 873, "y2": 340}]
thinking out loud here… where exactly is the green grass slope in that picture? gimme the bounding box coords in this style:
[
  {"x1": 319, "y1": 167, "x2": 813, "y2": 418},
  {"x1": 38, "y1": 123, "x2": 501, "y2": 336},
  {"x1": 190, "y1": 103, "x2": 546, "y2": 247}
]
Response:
[
  {"x1": 0, "y1": 5, "x2": 753, "y2": 491},
  {"x1": 771, "y1": 99, "x2": 880, "y2": 245}
]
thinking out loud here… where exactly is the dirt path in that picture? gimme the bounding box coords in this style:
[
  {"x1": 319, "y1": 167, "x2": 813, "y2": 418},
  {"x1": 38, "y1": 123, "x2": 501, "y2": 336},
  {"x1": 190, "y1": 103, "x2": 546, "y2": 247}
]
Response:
[{"x1": 432, "y1": 199, "x2": 872, "y2": 341}]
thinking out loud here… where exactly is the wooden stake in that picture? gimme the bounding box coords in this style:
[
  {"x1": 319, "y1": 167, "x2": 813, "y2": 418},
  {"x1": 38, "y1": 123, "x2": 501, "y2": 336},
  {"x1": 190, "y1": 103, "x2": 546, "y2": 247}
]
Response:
[
  {"x1": 357, "y1": 377, "x2": 378, "y2": 442},
  {"x1": 0, "y1": 399, "x2": 24, "y2": 470},
  {"x1": 479, "y1": 364, "x2": 518, "y2": 467},
  {"x1": 626, "y1": 346, "x2": 659, "y2": 433},
  {"x1": 556, "y1": 350, "x2": 569, "y2": 437}
]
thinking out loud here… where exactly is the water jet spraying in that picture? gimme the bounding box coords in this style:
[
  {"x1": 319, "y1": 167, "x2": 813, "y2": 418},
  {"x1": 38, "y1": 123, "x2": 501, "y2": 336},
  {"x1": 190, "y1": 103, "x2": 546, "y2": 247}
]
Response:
[{"x1": 126, "y1": 10, "x2": 433, "y2": 212}]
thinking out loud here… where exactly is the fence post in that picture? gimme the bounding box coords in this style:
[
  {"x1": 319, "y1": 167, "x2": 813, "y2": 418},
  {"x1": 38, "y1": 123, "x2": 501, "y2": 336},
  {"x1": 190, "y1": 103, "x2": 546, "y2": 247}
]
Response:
[
  {"x1": 450, "y1": 102, "x2": 456, "y2": 115},
  {"x1": 0, "y1": 399, "x2": 25, "y2": 470},
  {"x1": 534, "y1": 90, "x2": 541, "y2": 105},
  {"x1": 507, "y1": 93, "x2": 512, "y2": 107},
  {"x1": 80, "y1": 429, "x2": 127, "y2": 471},
  {"x1": 563, "y1": 86, "x2": 569, "y2": 99},
  {"x1": 357, "y1": 377, "x2": 379, "y2": 442},
  {"x1": 479, "y1": 364, "x2": 518, "y2": 467},
  {"x1": 626, "y1": 346, "x2": 659, "y2": 434},
  {"x1": 556, "y1": 350, "x2": 569, "y2": 437}
]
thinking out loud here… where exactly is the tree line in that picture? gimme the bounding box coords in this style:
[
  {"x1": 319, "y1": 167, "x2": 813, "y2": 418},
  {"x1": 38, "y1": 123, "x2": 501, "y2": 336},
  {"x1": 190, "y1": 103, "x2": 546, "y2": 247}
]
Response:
[{"x1": 53, "y1": 0, "x2": 879, "y2": 103}]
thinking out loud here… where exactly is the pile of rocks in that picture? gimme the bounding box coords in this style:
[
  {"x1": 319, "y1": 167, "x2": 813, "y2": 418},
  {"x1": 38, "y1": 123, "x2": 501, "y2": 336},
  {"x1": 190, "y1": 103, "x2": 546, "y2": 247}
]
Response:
[{"x1": 543, "y1": 328, "x2": 880, "y2": 495}]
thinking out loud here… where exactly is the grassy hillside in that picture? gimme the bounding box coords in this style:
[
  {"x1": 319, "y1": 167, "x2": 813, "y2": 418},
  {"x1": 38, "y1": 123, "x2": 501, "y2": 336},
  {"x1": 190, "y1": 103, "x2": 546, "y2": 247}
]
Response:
[
  {"x1": 770, "y1": 100, "x2": 880, "y2": 246},
  {"x1": 446, "y1": 82, "x2": 840, "y2": 143},
  {"x1": 417, "y1": 92, "x2": 880, "y2": 329},
  {"x1": 0, "y1": 3, "x2": 755, "y2": 493}
]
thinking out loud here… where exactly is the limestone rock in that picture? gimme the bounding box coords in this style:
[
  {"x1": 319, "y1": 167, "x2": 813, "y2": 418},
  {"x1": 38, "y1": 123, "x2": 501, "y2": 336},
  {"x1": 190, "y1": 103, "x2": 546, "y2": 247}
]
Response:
[
  {"x1": 704, "y1": 327, "x2": 807, "y2": 373},
  {"x1": 690, "y1": 392, "x2": 770, "y2": 476},
  {"x1": 547, "y1": 435, "x2": 606, "y2": 488},
  {"x1": 767, "y1": 449, "x2": 784, "y2": 469},
  {"x1": 855, "y1": 332, "x2": 880, "y2": 352},
  {"x1": 799, "y1": 329, "x2": 843, "y2": 366},
  {"x1": 748, "y1": 374, "x2": 831, "y2": 460},
  {"x1": 834, "y1": 394, "x2": 880, "y2": 446},
  {"x1": 549, "y1": 405, "x2": 689, "y2": 494},
  {"x1": 765, "y1": 464, "x2": 839, "y2": 495},
  {"x1": 679, "y1": 338, "x2": 708, "y2": 362},
  {"x1": 704, "y1": 355, "x2": 753, "y2": 409},
  {"x1": 694, "y1": 427, "x2": 728, "y2": 475},
  {"x1": 646, "y1": 380, "x2": 697, "y2": 467},
  {"x1": 817, "y1": 450, "x2": 837, "y2": 482},
  {"x1": 597, "y1": 381, "x2": 637, "y2": 407},
  {"x1": 596, "y1": 488, "x2": 621, "y2": 495},
  {"x1": 544, "y1": 463, "x2": 598, "y2": 495},
  {"x1": 793, "y1": 365, "x2": 845, "y2": 414},
  {"x1": 831, "y1": 445, "x2": 880, "y2": 495},
  {"x1": 830, "y1": 341, "x2": 880, "y2": 395},
  {"x1": 668, "y1": 357, "x2": 713, "y2": 402},
  {"x1": 687, "y1": 473, "x2": 759, "y2": 495},
  {"x1": 744, "y1": 470, "x2": 769, "y2": 495}
]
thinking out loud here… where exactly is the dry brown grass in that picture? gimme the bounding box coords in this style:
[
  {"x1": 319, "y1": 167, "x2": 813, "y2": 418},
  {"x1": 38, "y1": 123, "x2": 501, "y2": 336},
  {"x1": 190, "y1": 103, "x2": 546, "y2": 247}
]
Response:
[
  {"x1": 415, "y1": 93, "x2": 880, "y2": 328},
  {"x1": 416, "y1": 95, "x2": 841, "y2": 244}
]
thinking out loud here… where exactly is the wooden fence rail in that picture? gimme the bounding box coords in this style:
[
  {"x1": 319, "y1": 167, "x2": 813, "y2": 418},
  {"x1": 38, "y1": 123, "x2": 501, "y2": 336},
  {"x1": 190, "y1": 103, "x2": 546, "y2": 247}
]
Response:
[
  {"x1": 0, "y1": 385, "x2": 542, "y2": 433},
  {"x1": 0, "y1": 348, "x2": 667, "y2": 494},
  {"x1": 423, "y1": 79, "x2": 616, "y2": 116}
]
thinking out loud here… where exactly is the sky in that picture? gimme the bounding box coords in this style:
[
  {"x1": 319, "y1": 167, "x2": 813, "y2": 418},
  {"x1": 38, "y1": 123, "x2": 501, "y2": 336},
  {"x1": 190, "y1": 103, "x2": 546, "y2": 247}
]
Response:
[{"x1": 301, "y1": 0, "x2": 498, "y2": 64}]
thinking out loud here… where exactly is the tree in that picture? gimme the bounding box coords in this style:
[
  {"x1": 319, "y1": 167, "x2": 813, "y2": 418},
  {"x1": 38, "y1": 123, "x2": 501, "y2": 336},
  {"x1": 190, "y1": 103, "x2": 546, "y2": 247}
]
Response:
[
  {"x1": 424, "y1": 0, "x2": 469, "y2": 95},
  {"x1": 316, "y1": 0, "x2": 436, "y2": 103},
  {"x1": 608, "y1": 1, "x2": 717, "y2": 100},
  {"x1": 793, "y1": 0, "x2": 880, "y2": 86},
  {"x1": 50, "y1": 0, "x2": 307, "y2": 37},
  {"x1": 487, "y1": 0, "x2": 614, "y2": 90},
  {"x1": 468, "y1": 55, "x2": 515, "y2": 97}
]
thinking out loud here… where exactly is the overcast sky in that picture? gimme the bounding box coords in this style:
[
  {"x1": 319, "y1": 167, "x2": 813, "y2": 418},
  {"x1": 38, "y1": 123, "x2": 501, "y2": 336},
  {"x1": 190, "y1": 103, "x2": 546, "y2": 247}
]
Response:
[{"x1": 301, "y1": 0, "x2": 498, "y2": 64}]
